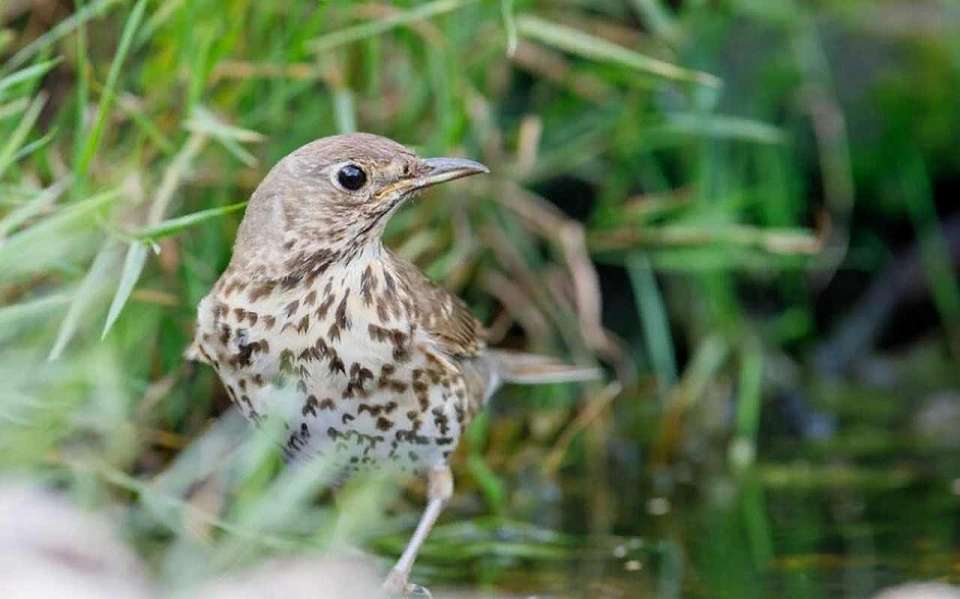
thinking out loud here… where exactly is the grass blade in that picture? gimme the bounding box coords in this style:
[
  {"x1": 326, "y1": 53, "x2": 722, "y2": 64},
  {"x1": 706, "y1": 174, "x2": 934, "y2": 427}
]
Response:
[
  {"x1": 215, "y1": 136, "x2": 258, "y2": 167},
  {"x1": 75, "y1": 0, "x2": 149, "y2": 179},
  {"x1": 0, "y1": 58, "x2": 62, "y2": 101},
  {"x1": 309, "y1": 0, "x2": 473, "y2": 52},
  {"x1": 0, "y1": 97, "x2": 29, "y2": 121},
  {"x1": 186, "y1": 107, "x2": 265, "y2": 143},
  {"x1": 652, "y1": 335, "x2": 729, "y2": 463},
  {"x1": 627, "y1": 252, "x2": 677, "y2": 393},
  {"x1": 516, "y1": 15, "x2": 721, "y2": 88},
  {"x1": 185, "y1": 107, "x2": 262, "y2": 165},
  {"x1": 629, "y1": 0, "x2": 678, "y2": 43},
  {"x1": 334, "y1": 88, "x2": 356, "y2": 134},
  {"x1": 656, "y1": 113, "x2": 787, "y2": 145},
  {"x1": 145, "y1": 132, "x2": 209, "y2": 227},
  {"x1": 134, "y1": 202, "x2": 247, "y2": 241},
  {"x1": 0, "y1": 188, "x2": 121, "y2": 272},
  {"x1": 501, "y1": 0, "x2": 518, "y2": 56},
  {"x1": 4, "y1": 0, "x2": 122, "y2": 72},
  {"x1": 730, "y1": 340, "x2": 763, "y2": 469},
  {"x1": 101, "y1": 241, "x2": 149, "y2": 339},
  {"x1": 11, "y1": 127, "x2": 58, "y2": 163},
  {"x1": 902, "y1": 156, "x2": 960, "y2": 353},
  {"x1": 74, "y1": 0, "x2": 91, "y2": 178},
  {"x1": 0, "y1": 93, "x2": 47, "y2": 181},
  {"x1": 590, "y1": 223, "x2": 821, "y2": 255},
  {"x1": 117, "y1": 94, "x2": 175, "y2": 154},
  {"x1": 0, "y1": 178, "x2": 70, "y2": 239},
  {"x1": 48, "y1": 241, "x2": 122, "y2": 361},
  {"x1": 0, "y1": 294, "x2": 71, "y2": 343}
]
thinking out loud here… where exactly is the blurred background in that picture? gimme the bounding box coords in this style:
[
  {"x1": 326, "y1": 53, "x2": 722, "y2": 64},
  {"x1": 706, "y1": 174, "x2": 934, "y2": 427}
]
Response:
[{"x1": 1, "y1": 0, "x2": 959, "y2": 597}]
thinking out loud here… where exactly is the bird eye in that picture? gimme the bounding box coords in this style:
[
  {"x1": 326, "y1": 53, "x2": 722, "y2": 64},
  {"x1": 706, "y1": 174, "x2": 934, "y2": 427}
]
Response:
[{"x1": 336, "y1": 164, "x2": 367, "y2": 191}]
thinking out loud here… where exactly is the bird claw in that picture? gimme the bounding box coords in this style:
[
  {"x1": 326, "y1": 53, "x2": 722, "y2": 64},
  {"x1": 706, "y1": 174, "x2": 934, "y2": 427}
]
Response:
[{"x1": 382, "y1": 569, "x2": 432, "y2": 598}]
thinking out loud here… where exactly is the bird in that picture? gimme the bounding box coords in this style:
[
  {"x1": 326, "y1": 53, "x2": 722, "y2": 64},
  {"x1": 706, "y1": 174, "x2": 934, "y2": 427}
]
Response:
[{"x1": 189, "y1": 132, "x2": 599, "y2": 595}]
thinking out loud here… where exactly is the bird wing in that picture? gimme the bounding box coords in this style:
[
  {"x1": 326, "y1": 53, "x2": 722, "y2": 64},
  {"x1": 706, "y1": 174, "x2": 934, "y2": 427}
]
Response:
[
  {"x1": 384, "y1": 252, "x2": 599, "y2": 409},
  {"x1": 184, "y1": 295, "x2": 212, "y2": 363},
  {"x1": 386, "y1": 251, "x2": 485, "y2": 359}
]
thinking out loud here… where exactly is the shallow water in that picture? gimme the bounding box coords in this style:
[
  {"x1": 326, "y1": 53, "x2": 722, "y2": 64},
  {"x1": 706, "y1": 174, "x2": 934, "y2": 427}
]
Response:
[{"x1": 410, "y1": 438, "x2": 960, "y2": 598}]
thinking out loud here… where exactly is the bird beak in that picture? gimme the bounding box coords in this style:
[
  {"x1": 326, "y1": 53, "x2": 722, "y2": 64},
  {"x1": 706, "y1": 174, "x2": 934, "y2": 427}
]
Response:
[
  {"x1": 375, "y1": 157, "x2": 489, "y2": 202},
  {"x1": 411, "y1": 157, "x2": 489, "y2": 191}
]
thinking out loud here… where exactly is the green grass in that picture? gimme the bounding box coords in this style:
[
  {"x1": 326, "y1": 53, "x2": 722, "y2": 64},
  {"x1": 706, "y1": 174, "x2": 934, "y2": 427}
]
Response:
[{"x1": 1, "y1": 0, "x2": 959, "y2": 596}]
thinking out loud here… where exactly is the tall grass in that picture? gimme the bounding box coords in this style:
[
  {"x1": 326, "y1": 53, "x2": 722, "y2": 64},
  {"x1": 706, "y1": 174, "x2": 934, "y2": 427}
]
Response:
[{"x1": 1, "y1": 0, "x2": 958, "y2": 595}]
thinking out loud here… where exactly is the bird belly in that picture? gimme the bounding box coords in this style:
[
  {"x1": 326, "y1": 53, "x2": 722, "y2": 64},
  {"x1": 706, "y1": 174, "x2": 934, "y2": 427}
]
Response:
[
  {"x1": 256, "y1": 331, "x2": 470, "y2": 473},
  {"x1": 196, "y1": 289, "x2": 471, "y2": 474}
]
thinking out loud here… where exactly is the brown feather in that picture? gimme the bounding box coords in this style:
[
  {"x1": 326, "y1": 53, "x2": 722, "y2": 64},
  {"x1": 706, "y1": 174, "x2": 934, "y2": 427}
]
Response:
[{"x1": 385, "y1": 249, "x2": 485, "y2": 359}]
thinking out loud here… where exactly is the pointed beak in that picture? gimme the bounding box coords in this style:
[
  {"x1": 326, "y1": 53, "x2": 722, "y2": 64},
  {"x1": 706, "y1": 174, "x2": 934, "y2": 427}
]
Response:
[
  {"x1": 374, "y1": 156, "x2": 489, "y2": 205},
  {"x1": 410, "y1": 157, "x2": 489, "y2": 191}
]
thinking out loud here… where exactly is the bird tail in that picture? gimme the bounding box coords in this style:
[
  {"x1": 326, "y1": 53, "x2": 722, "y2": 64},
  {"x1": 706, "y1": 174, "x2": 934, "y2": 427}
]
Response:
[{"x1": 486, "y1": 350, "x2": 602, "y2": 385}]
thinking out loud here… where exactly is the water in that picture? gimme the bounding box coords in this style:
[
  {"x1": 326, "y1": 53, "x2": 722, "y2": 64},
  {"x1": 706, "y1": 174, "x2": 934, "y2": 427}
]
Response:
[{"x1": 414, "y1": 439, "x2": 960, "y2": 597}]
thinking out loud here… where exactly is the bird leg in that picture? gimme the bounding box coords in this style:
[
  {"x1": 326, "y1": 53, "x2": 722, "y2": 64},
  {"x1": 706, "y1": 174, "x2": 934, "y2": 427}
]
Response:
[{"x1": 382, "y1": 464, "x2": 453, "y2": 596}]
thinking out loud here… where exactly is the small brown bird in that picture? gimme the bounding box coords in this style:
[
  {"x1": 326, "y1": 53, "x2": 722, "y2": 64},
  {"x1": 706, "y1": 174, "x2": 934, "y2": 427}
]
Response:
[{"x1": 190, "y1": 133, "x2": 598, "y2": 595}]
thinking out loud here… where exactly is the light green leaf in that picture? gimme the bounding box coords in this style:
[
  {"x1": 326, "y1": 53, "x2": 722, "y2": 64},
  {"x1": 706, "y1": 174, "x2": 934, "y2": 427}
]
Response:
[
  {"x1": 657, "y1": 113, "x2": 787, "y2": 144},
  {"x1": 333, "y1": 88, "x2": 356, "y2": 134},
  {"x1": 309, "y1": 0, "x2": 474, "y2": 52},
  {"x1": 0, "y1": 178, "x2": 70, "y2": 239},
  {"x1": 0, "y1": 93, "x2": 46, "y2": 181},
  {"x1": 731, "y1": 340, "x2": 764, "y2": 468},
  {"x1": 75, "y1": 0, "x2": 149, "y2": 179},
  {"x1": 0, "y1": 188, "x2": 121, "y2": 274},
  {"x1": 590, "y1": 223, "x2": 820, "y2": 255},
  {"x1": 516, "y1": 15, "x2": 721, "y2": 88},
  {"x1": 627, "y1": 252, "x2": 677, "y2": 393},
  {"x1": 0, "y1": 58, "x2": 62, "y2": 101},
  {"x1": 11, "y1": 128, "x2": 57, "y2": 164},
  {"x1": 186, "y1": 107, "x2": 266, "y2": 142},
  {"x1": 0, "y1": 294, "x2": 70, "y2": 343},
  {"x1": 501, "y1": 0, "x2": 518, "y2": 55},
  {"x1": 0, "y1": 97, "x2": 29, "y2": 121},
  {"x1": 48, "y1": 241, "x2": 122, "y2": 361},
  {"x1": 4, "y1": 0, "x2": 122, "y2": 72},
  {"x1": 185, "y1": 107, "x2": 263, "y2": 166},
  {"x1": 101, "y1": 242, "x2": 149, "y2": 339},
  {"x1": 629, "y1": 0, "x2": 678, "y2": 43},
  {"x1": 134, "y1": 202, "x2": 247, "y2": 241}
]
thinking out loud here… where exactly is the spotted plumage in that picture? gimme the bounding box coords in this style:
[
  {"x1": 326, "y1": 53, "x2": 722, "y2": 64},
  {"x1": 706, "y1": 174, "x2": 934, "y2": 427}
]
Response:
[{"x1": 188, "y1": 133, "x2": 599, "y2": 595}]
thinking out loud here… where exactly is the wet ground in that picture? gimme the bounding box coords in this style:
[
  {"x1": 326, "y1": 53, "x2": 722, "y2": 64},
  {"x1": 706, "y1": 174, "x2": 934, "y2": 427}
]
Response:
[
  {"x1": 397, "y1": 361, "x2": 960, "y2": 598},
  {"x1": 408, "y1": 458, "x2": 959, "y2": 597}
]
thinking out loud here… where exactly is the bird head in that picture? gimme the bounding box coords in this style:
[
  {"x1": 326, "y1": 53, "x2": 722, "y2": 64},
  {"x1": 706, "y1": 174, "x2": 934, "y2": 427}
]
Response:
[{"x1": 232, "y1": 133, "x2": 488, "y2": 272}]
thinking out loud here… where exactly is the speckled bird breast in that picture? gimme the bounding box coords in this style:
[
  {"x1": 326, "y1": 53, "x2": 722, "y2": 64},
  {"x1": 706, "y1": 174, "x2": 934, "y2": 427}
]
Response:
[{"x1": 193, "y1": 257, "x2": 475, "y2": 474}]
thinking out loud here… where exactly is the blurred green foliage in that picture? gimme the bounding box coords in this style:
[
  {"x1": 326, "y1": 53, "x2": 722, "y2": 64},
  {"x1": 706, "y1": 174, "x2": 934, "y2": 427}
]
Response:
[{"x1": 1, "y1": 0, "x2": 958, "y2": 596}]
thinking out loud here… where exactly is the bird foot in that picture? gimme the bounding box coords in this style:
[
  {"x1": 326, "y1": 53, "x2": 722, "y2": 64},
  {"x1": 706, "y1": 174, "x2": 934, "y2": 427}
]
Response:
[{"x1": 382, "y1": 569, "x2": 432, "y2": 598}]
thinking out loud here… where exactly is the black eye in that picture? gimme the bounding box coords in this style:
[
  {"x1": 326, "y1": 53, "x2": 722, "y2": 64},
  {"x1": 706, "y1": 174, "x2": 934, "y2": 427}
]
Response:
[{"x1": 337, "y1": 164, "x2": 367, "y2": 191}]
